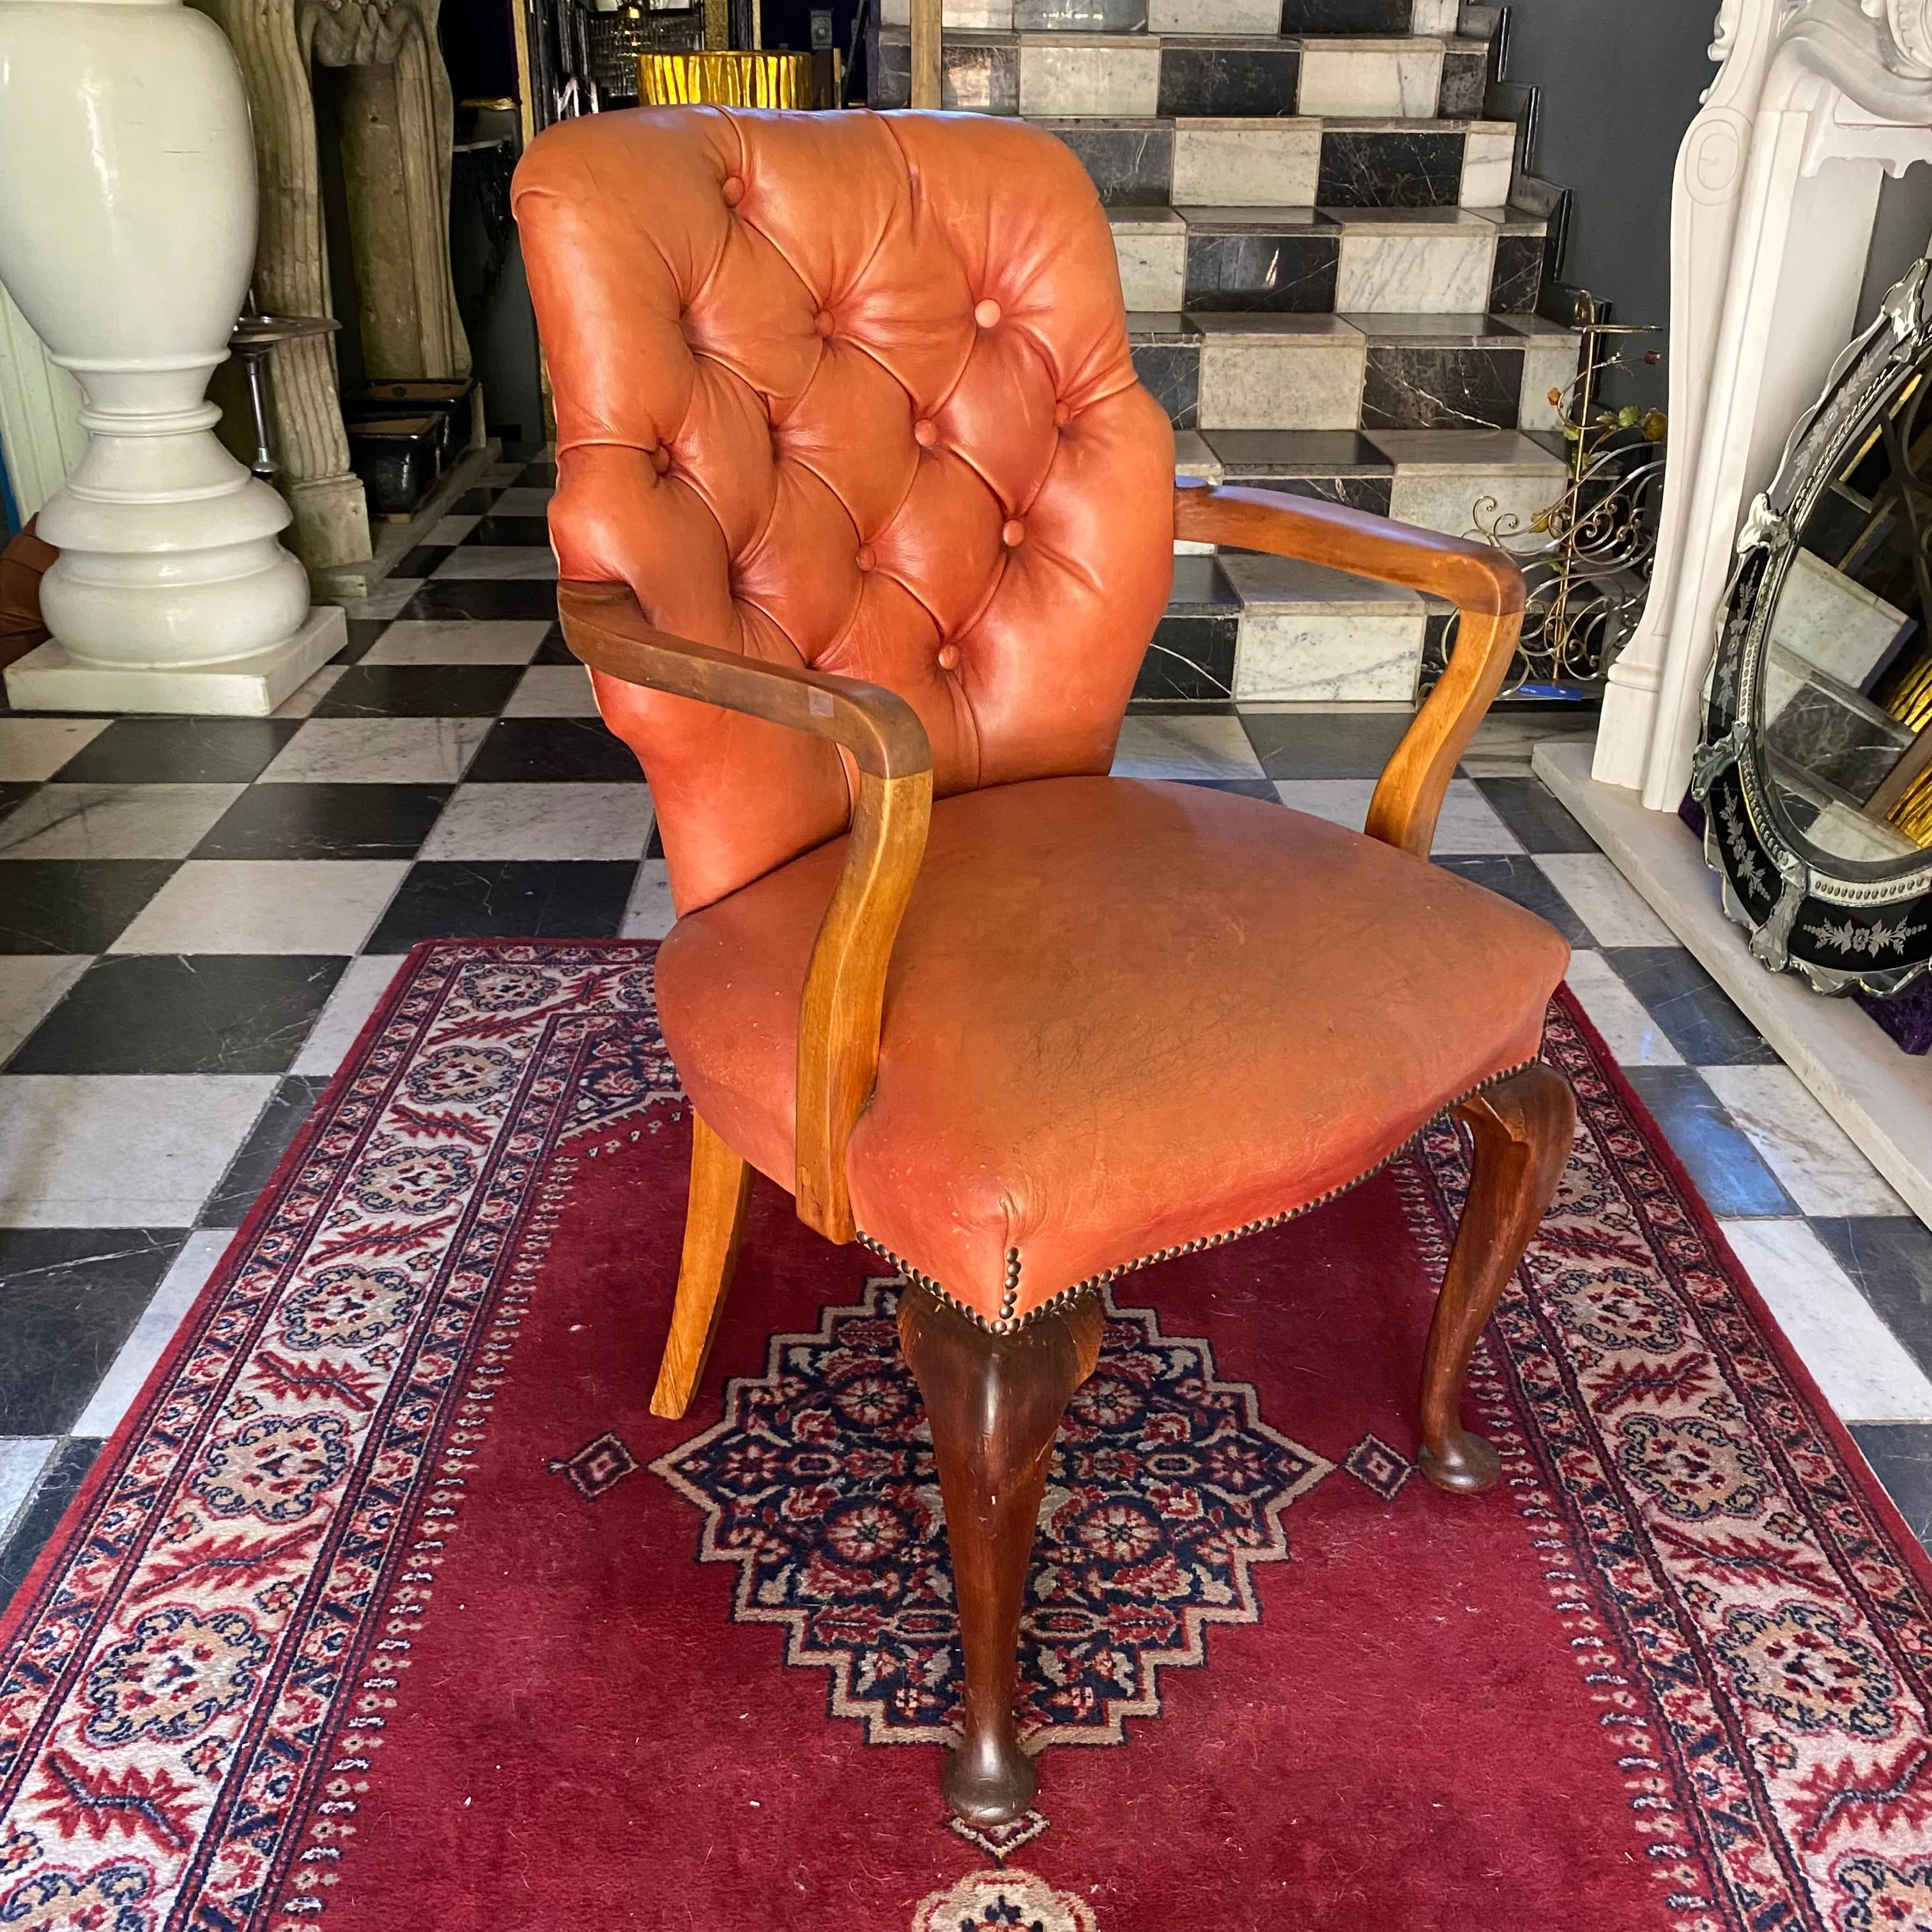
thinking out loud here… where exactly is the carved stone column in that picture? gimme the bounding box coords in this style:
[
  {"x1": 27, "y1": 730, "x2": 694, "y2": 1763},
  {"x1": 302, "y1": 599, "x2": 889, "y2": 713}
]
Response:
[{"x1": 188, "y1": 0, "x2": 472, "y2": 574}]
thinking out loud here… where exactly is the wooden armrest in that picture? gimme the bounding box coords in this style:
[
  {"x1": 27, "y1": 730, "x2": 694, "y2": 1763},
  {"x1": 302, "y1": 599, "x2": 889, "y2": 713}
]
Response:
[
  {"x1": 1174, "y1": 481, "x2": 1526, "y2": 857},
  {"x1": 558, "y1": 579, "x2": 933, "y2": 1244}
]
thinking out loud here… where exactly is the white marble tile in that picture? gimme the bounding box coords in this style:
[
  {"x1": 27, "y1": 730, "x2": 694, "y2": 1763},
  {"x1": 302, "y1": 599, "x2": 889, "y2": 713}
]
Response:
[
  {"x1": 1235, "y1": 607, "x2": 1424, "y2": 702},
  {"x1": 1459, "y1": 125, "x2": 1515, "y2": 208},
  {"x1": 0, "y1": 956, "x2": 91, "y2": 1066},
  {"x1": 364, "y1": 620, "x2": 552, "y2": 666},
  {"x1": 1112, "y1": 218, "x2": 1187, "y2": 312},
  {"x1": 426, "y1": 514, "x2": 482, "y2": 546},
  {"x1": 73, "y1": 1229, "x2": 231, "y2": 1439},
  {"x1": 1172, "y1": 120, "x2": 1321, "y2": 204},
  {"x1": 1561, "y1": 949, "x2": 1683, "y2": 1066},
  {"x1": 1518, "y1": 335, "x2": 1581, "y2": 434},
  {"x1": 1018, "y1": 38, "x2": 1160, "y2": 116},
  {"x1": 0, "y1": 716, "x2": 111, "y2": 782},
  {"x1": 109, "y1": 860, "x2": 409, "y2": 955},
  {"x1": 1334, "y1": 227, "x2": 1496, "y2": 313},
  {"x1": 503, "y1": 663, "x2": 601, "y2": 716},
  {"x1": 0, "y1": 1438, "x2": 55, "y2": 1539},
  {"x1": 0, "y1": 784, "x2": 244, "y2": 860},
  {"x1": 882, "y1": 0, "x2": 1013, "y2": 25},
  {"x1": 259, "y1": 717, "x2": 493, "y2": 785},
  {"x1": 1273, "y1": 775, "x2": 1519, "y2": 852},
  {"x1": 421, "y1": 783, "x2": 655, "y2": 861},
  {"x1": 431, "y1": 546, "x2": 559, "y2": 581},
  {"x1": 1196, "y1": 318, "x2": 1367, "y2": 431},
  {"x1": 270, "y1": 664, "x2": 347, "y2": 719},
  {"x1": 488, "y1": 486, "x2": 555, "y2": 518},
  {"x1": 1149, "y1": 0, "x2": 1276, "y2": 24},
  {"x1": 1376, "y1": 436, "x2": 1566, "y2": 539},
  {"x1": 1112, "y1": 713, "x2": 1264, "y2": 779},
  {"x1": 1409, "y1": 0, "x2": 1459, "y2": 29},
  {"x1": 330, "y1": 581, "x2": 424, "y2": 621},
  {"x1": 620, "y1": 859, "x2": 677, "y2": 939},
  {"x1": 1533, "y1": 853, "x2": 1680, "y2": 947},
  {"x1": 1296, "y1": 40, "x2": 1444, "y2": 118},
  {"x1": 0, "y1": 1074, "x2": 277, "y2": 1227},
  {"x1": 1718, "y1": 1218, "x2": 1932, "y2": 1422},
  {"x1": 1702, "y1": 1065, "x2": 1910, "y2": 1216},
  {"x1": 291, "y1": 954, "x2": 406, "y2": 1073}
]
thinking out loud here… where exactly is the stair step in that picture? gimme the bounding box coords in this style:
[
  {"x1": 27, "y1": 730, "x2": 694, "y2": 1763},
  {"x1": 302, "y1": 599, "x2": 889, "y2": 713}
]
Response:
[
  {"x1": 1127, "y1": 309, "x2": 1576, "y2": 430},
  {"x1": 1041, "y1": 115, "x2": 1514, "y2": 207},
  {"x1": 867, "y1": 27, "x2": 1489, "y2": 118}
]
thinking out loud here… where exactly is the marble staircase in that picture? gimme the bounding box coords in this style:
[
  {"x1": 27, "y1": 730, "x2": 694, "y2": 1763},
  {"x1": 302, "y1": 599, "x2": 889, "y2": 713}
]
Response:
[{"x1": 868, "y1": 0, "x2": 1580, "y2": 707}]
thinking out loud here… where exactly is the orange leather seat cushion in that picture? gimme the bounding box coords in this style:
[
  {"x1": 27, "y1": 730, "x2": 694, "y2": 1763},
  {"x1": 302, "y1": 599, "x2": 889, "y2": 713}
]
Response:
[{"x1": 656, "y1": 776, "x2": 1570, "y2": 1326}]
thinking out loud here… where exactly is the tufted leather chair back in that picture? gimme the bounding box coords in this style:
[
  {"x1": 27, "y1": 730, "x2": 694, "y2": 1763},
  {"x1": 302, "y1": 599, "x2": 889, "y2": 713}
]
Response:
[{"x1": 512, "y1": 107, "x2": 1176, "y2": 914}]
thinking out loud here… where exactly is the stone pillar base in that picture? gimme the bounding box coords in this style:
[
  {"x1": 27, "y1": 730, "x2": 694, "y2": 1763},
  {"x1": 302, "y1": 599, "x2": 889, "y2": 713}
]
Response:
[
  {"x1": 4, "y1": 604, "x2": 343, "y2": 716},
  {"x1": 286, "y1": 471, "x2": 373, "y2": 572}
]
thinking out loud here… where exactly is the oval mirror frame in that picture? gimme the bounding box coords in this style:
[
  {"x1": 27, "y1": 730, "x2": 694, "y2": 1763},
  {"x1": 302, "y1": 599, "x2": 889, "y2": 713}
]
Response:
[{"x1": 1692, "y1": 259, "x2": 1932, "y2": 997}]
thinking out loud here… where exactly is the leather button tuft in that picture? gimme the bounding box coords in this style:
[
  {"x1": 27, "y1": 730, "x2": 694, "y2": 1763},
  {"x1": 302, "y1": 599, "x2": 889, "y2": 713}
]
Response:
[
  {"x1": 815, "y1": 309, "x2": 835, "y2": 337},
  {"x1": 1001, "y1": 518, "x2": 1025, "y2": 548},
  {"x1": 913, "y1": 418, "x2": 938, "y2": 448},
  {"x1": 650, "y1": 445, "x2": 671, "y2": 475},
  {"x1": 721, "y1": 175, "x2": 745, "y2": 206},
  {"x1": 937, "y1": 644, "x2": 962, "y2": 671},
  {"x1": 974, "y1": 298, "x2": 1001, "y2": 328},
  {"x1": 1054, "y1": 401, "x2": 1071, "y2": 427},
  {"x1": 856, "y1": 544, "x2": 877, "y2": 572}
]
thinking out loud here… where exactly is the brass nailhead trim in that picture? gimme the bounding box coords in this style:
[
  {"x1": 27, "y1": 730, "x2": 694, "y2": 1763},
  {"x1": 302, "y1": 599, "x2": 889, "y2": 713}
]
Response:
[{"x1": 855, "y1": 1055, "x2": 1541, "y2": 1337}]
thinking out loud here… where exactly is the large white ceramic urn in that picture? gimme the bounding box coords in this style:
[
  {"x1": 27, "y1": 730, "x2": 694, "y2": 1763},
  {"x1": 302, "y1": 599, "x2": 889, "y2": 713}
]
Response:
[{"x1": 0, "y1": 0, "x2": 341, "y2": 714}]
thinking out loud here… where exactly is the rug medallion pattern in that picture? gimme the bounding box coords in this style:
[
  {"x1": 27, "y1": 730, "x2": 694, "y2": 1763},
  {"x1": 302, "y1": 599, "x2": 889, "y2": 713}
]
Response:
[{"x1": 0, "y1": 944, "x2": 1923, "y2": 1931}]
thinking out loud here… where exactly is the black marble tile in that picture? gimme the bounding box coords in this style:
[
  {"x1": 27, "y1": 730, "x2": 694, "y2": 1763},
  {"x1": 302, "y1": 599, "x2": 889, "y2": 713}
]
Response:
[
  {"x1": 519, "y1": 459, "x2": 560, "y2": 487},
  {"x1": 395, "y1": 544, "x2": 453, "y2": 578},
  {"x1": 1046, "y1": 124, "x2": 1173, "y2": 206},
  {"x1": 0, "y1": 1438, "x2": 102, "y2": 1614},
  {"x1": 6, "y1": 954, "x2": 345, "y2": 1075},
  {"x1": 1815, "y1": 1217, "x2": 1932, "y2": 1377},
  {"x1": 51, "y1": 719, "x2": 302, "y2": 785},
  {"x1": 0, "y1": 1229, "x2": 183, "y2": 1434},
  {"x1": 1281, "y1": 0, "x2": 1407, "y2": 26},
  {"x1": 868, "y1": 24, "x2": 910, "y2": 106},
  {"x1": 0, "y1": 860, "x2": 178, "y2": 954},
  {"x1": 532, "y1": 623, "x2": 578, "y2": 666},
  {"x1": 1244, "y1": 709, "x2": 1411, "y2": 779},
  {"x1": 1131, "y1": 343, "x2": 1199, "y2": 429},
  {"x1": 367, "y1": 861, "x2": 638, "y2": 951},
  {"x1": 336, "y1": 619, "x2": 394, "y2": 665},
  {"x1": 1136, "y1": 615, "x2": 1237, "y2": 702},
  {"x1": 199, "y1": 1075, "x2": 328, "y2": 1229},
  {"x1": 0, "y1": 782, "x2": 34, "y2": 825},
  {"x1": 313, "y1": 665, "x2": 525, "y2": 719},
  {"x1": 1489, "y1": 234, "x2": 1544, "y2": 314},
  {"x1": 466, "y1": 717, "x2": 645, "y2": 783},
  {"x1": 1438, "y1": 42, "x2": 1489, "y2": 118},
  {"x1": 1184, "y1": 233, "x2": 1339, "y2": 312},
  {"x1": 646, "y1": 820, "x2": 666, "y2": 861},
  {"x1": 1603, "y1": 947, "x2": 1783, "y2": 1065},
  {"x1": 1421, "y1": 608, "x2": 1458, "y2": 688},
  {"x1": 450, "y1": 487, "x2": 497, "y2": 514},
  {"x1": 1765, "y1": 678, "x2": 1910, "y2": 804},
  {"x1": 1435, "y1": 855, "x2": 1591, "y2": 944},
  {"x1": 191, "y1": 783, "x2": 454, "y2": 861},
  {"x1": 1361, "y1": 346, "x2": 1524, "y2": 431},
  {"x1": 1317, "y1": 131, "x2": 1464, "y2": 210},
  {"x1": 1181, "y1": 777, "x2": 1280, "y2": 799},
  {"x1": 1620, "y1": 1066, "x2": 1798, "y2": 1216},
  {"x1": 1473, "y1": 776, "x2": 1597, "y2": 852},
  {"x1": 1261, "y1": 475, "x2": 1395, "y2": 514},
  {"x1": 1200, "y1": 428, "x2": 1388, "y2": 475},
  {"x1": 399, "y1": 579, "x2": 559, "y2": 622},
  {"x1": 1849, "y1": 1425, "x2": 1932, "y2": 1550},
  {"x1": 1158, "y1": 45, "x2": 1299, "y2": 118},
  {"x1": 471, "y1": 514, "x2": 554, "y2": 547}
]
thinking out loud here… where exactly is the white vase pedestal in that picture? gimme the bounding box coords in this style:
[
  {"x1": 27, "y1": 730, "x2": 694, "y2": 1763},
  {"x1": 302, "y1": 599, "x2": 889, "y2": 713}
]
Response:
[
  {"x1": 5, "y1": 608, "x2": 344, "y2": 715},
  {"x1": 0, "y1": 0, "x2": 342, "y2": 718}
]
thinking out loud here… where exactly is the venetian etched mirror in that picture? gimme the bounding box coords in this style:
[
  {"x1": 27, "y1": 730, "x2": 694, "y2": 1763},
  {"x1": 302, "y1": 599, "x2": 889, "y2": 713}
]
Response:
[{"x1": 1692, "y1": 259, "x2": 1932, "y2": 995}]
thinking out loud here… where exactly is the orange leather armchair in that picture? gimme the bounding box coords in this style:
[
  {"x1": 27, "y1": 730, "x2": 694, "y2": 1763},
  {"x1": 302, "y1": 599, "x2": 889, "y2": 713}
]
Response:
[{"x1": 513, "y1": 106, "x2": 1574, "y2": 1825}]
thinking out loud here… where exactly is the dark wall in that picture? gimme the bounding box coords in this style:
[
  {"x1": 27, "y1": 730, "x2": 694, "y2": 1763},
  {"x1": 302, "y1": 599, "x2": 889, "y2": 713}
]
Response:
[{"x1": 1505, "y1": 1, "x2": 1717, "y2": 409}]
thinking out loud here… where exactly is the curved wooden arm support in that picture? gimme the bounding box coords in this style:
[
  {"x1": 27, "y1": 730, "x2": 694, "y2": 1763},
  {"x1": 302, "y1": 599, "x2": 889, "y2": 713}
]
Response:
[
  {"x1": 1174, "y1": 481, "x2": 1526, "y2": 857},
  {"x1": 558, "y1": 579, "x2": 934, "y2": 1243}
]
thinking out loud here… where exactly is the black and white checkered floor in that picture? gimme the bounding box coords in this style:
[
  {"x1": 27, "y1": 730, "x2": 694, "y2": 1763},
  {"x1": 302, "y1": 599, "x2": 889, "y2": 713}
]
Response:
[{"x1": 1, "y1": 452, "x2": 1929, "y2": 1604}]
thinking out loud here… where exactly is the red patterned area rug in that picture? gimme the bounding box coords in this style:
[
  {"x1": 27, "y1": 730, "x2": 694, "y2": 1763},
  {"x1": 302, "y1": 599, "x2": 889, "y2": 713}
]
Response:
[{"x1": 3, "y1": 940, "x2": 1931, "y2": 1932}]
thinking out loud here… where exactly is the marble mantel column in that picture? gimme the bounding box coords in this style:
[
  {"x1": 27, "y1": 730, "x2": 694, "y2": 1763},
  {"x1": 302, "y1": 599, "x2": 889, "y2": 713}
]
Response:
[
  {"x1": 1595, "y1": 0, "x2": 1932, "y2": 811},
  {"x1": 189, "y1": 0, "x2": 473, "y2": 573}
]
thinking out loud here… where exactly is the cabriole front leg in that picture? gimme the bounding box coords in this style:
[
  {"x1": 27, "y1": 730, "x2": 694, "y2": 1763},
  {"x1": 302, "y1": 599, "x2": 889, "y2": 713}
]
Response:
[
  {"x1": 1419, "y1": 1061, "x2": 1575, "y2": 1494},
  {"x1": 898, "y1": 1282, "x2": 1103, "y2": 1825}
]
